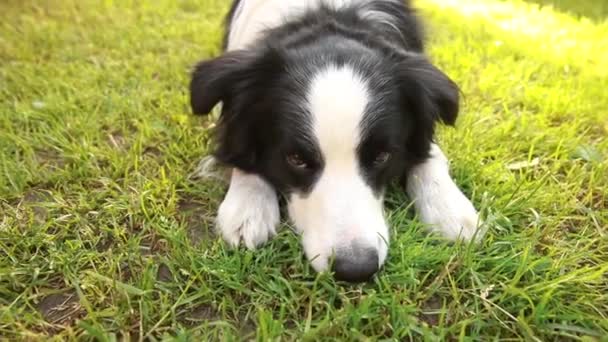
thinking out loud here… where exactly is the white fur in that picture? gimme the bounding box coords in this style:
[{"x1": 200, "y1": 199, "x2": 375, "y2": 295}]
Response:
[
  {"x1": 288, "y1": 65, "x2": 389, "y2": 272},
  {"x1": 406, "y1": 144, "x2": 482, "y2": 241},
  {"x1": 216, "y1": 169, "x2": 280, "y2": 249},
  {"x1": 227, "y1": 0, "x2": 404, "y2": 50},
  {"x1": 228, "y1": 0, "x2": 315, "y2": 50}
]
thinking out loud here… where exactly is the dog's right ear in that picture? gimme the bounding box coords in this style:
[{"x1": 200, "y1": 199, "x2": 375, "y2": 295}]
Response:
[
  {"x1": 190, "y1": 50, "x2": 254, "y2": 115},
  {"x1": 189, "y1": 48, "x2": 284, "y2": 115},
  {"x1": 190, "y1": 47, "x2": 285, "y2": 171}
]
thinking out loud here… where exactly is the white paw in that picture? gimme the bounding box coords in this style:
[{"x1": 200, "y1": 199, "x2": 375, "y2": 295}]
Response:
[
  {"x1": 406, "y1": 144, "x2": 484, "y2": 243},
  {"x1": 216, "y1": 172, "x2": 280, "y2": 249},
  {"x1": 418, "y1": 185, "x2": 483, "y2": 242}
]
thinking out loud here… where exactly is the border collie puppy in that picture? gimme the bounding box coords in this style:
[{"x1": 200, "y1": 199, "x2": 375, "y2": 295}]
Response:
[{"x1": 190, "y1": 0, "x2": 483, "y2": 282}]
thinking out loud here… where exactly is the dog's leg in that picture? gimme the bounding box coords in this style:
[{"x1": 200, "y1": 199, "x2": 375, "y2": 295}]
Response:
[
  {"x1": 406, "y1": 144, "x2": 482, "y2": 242},
  {"x1": 217, "y1": 168, "x2": 280, "y2": 249}
]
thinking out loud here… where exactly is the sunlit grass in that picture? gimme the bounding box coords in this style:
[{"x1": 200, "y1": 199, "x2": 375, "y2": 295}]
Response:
[
  {"x1": 425, "y1": 0, "x2": 608, "y2": 76},
  {"x1": 1, "y1": 0, "x2": 606, "y2": 340}
]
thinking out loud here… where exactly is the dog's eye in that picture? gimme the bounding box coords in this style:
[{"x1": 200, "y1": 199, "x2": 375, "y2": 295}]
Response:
[
  {"x1": 286, "y1": 153, "x2": 308, "y2": 169},
  {"x1": 373, "y1": 152, "x2": 391, "y2": 166}
]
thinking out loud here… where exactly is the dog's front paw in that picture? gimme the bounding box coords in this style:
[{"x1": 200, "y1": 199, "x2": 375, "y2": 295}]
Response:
[
  {"x1": 406, "y1": 144, "x2": 484, "y2": 243},
  {"x1": 419, "y1": 185, "x2": 483, "y2": 242},
  {"x1": 216, "y1": 173, "x2": 280, "y2": 249}
]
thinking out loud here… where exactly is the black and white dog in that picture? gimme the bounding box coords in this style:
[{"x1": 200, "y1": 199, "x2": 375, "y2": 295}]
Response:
[{"x1": 190, "y1": 0, "x2": 483, "y2": 282}]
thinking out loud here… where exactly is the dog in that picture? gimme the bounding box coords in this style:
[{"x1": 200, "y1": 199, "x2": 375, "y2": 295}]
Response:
[{"x1": 189, "y1": 0, "x2": 483, "y2": 282}]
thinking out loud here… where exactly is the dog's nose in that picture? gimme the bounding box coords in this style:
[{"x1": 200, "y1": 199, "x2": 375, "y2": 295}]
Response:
[{"x1": 333, "y1": 247, "x2": 379, "y2": 282}]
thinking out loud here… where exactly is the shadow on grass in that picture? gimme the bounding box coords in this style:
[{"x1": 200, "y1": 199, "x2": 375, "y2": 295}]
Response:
[{"x1": 522, "y1": 0, "x2": 608, "y2": 22}]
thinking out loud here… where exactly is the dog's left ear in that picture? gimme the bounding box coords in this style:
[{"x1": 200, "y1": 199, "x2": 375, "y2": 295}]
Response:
[
  {"x1": 398, "y1": 54, "x2": 459, "y2": 126},
  {"x1": 396, "y1": 55, "x2": 459, "y2": 160}
]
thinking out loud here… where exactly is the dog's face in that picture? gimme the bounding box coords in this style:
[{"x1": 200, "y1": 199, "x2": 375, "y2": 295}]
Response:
[{"x1": 190, "y1": 41, "x2": 458, "y2": 281}]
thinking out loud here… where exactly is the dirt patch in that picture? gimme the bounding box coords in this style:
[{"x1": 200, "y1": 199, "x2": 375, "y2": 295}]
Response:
[
  {"x1": 34, "y1": 148, "x2": 66, "y2": 169},
  {"x1": 107, "y1": 131, "x2": 129, "y2": 150},
  {"x1": 177, "y1": 197, "x2": 215, "y2": 245},
  {"x1": 95, "y1": 236, "x2": 114, "y2": 252},
  {"x1": 22, "y1": 190, "x2": 53, "y2": 224},
  {"x1": 181, "y1": 304, "x2": 219, "y2": 327},
  {"x1": 139, "y1": 233, "x2": 168, "y2": 256},
  {"x1": 190, "y1": 305, "x2": 217, "y2": 321},
  {"x1": 156, "y1": 263, "x2": 173, "y2": 282},
  {"x1": 419, "y1": 296, "x2": 443, "y2": 327},
  {"x1": 577, "y1": 188, "x2": 608, "y2": 210},
  {"x1": 120, "y1": 263, "x2": 134, "y2": 282},
  {"x1": 239, "y1": 318, "x2": 257, "y2": 339},
  {"x1": 143, "y1": 146, "x2": 162, "y2": 158},
  {"x1": 37, "y1": 291, "x2": 85, "y2": 326},
  {"x1": 180, "y1": 305, "x2": 256, "y2": 337}
]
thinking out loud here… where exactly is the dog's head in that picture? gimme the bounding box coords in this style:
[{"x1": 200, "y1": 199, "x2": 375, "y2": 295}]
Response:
[{"x1": 190, "y1": 40, "x2": 458, "y2": 281}]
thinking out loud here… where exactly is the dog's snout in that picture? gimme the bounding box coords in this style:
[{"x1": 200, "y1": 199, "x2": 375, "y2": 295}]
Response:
[{"x1": 333, "y1": 246, "x2": 379, "y2": 282}]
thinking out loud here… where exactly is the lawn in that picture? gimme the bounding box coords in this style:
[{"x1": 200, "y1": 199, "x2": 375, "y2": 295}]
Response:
[{"x1": 1, "y1": 0, "x2": 607, "y2": 340}]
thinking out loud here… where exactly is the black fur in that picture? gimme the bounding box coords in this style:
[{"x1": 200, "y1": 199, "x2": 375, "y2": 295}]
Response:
[{"x1": 189, "y1": 0, "x2": 459, "y2": 196}]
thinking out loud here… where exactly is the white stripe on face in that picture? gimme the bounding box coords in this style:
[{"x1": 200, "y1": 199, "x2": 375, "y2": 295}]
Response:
[
  {"x1": 288, "y1": 65, "x2": 389, "y2": 272},
  {"x1": 310, "y1": 65, "x2": 368, "y2": 163}
]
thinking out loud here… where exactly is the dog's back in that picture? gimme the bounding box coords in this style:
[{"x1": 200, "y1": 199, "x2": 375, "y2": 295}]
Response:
[{"x1": 224, "y1": 0, "x2": 423, "y2": 53}]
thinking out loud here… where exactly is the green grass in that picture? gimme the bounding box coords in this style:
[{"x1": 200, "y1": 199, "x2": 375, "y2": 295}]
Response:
[{"x1": 1, "y1": 0, "x2": 607, "y2": 340}]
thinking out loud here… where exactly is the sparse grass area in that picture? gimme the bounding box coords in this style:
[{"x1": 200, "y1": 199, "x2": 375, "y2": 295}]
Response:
[{"x1": 1, "y1": 0, "x2": 606, "y2": 340}]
